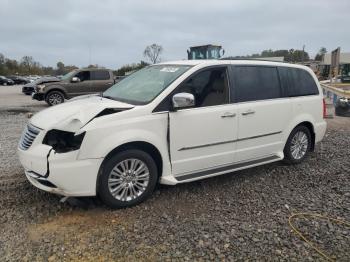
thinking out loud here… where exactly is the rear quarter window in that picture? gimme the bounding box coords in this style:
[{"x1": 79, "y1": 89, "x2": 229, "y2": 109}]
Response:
[
  {"x1": 278, "y1": 67, "x2": 319, "y2": 97},
  {"x1": 91, "y1": 70, "x2": 110, "y2": 80}
]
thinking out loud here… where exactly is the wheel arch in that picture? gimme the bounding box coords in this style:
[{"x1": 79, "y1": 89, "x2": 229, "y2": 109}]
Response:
[
  {"x1": 96, "y1": 141, "x2": 163, "y2": 194},
  {"x1": 44, "y1": 86, "x2": 67, "y2": 99},
  {"x1": 290, "y1": 121, "x2": 316, "y2": 151}
]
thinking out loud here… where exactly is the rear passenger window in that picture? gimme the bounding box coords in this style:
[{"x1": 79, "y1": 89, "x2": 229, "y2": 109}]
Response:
[
  {"x1": 231, "y1": 66, "x2": 281, "y2": 102},
  {"x1": 91, "y1": 70, "x2": 110, "y2": 80},
  {"x1": 278, "y1": 67, "x2": 319, "y2": 96}
]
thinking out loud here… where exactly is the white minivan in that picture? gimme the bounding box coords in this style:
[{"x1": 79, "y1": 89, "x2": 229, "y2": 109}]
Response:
[{"x1": 18, "y1": 60, "x2": 327, "y2": 208}]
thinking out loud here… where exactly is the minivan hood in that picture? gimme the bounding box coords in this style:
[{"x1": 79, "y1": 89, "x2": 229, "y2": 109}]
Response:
[{"x1": 30, "y1": 96, "x2": 133, "y2": 132}]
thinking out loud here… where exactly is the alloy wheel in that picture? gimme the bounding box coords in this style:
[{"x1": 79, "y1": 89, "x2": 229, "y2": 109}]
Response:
[
  {"x1": 48, "y1": 93, "x2": 63, "y2": 105},
  {"x1": 108, "y1": 158, "x2": 150, "y2": 202},
  {"x1": 290, "y1": 131, "x2": 308, "y2": 160}
]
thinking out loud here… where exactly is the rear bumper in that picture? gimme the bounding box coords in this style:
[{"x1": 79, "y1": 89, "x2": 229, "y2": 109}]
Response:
[
  {"x1": 315, "y1": 121, "x2": 327, "y2": 143},
  {"x1": 18, "y1": 145, "x2": 103, "y2": 197}
]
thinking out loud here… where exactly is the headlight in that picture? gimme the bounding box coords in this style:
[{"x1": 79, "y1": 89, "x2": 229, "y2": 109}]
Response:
[
  {"x1": 43, "y1": 130, "x2": 85, "y2": 153},
  {"x1": 37, "y1": 84, "x2": 46, "y2": 91}
]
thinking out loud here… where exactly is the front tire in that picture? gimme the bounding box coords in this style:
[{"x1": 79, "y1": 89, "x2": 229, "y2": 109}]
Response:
[
  {"x1": 283, "y1": 126, "x2": 311, "y2": 164},
  {"x1": 98, "y1": 149, "x2": 158, "y2": 208},
  {"x1": 45, "y1": 90, "x2": 65, "y2": 106}
]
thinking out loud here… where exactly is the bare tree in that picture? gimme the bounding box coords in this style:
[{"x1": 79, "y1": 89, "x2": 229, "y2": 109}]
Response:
[{"x1": 143, "y1": 44, "x2": 163, "y2": 64}]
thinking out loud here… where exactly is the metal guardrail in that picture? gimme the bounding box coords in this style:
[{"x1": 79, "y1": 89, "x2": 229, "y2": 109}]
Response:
[
  {"x1": 320, "y1": 83, "x2": 350, "y2": 105},
  {"x1": 321, "y1": 82, "x2": 350, "y2": 117}
]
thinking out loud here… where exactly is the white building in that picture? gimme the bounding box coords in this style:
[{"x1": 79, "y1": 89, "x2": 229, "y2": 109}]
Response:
[{"x1": 322, "y1": 53, "x2": 350, "y2": 65}]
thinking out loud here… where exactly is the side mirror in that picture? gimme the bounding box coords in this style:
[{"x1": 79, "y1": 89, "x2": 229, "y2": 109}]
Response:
[
  {"x1": 172, "y1": 92, "x2": 195, "y2": 110},
  {"x1": 71, "y1": 77, "x2": 80, "y2": 83}
]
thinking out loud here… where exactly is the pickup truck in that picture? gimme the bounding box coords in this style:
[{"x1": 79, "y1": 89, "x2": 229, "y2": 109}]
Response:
[{"x1": 32, "y1": 68, "x2": 116, "y2": 106}]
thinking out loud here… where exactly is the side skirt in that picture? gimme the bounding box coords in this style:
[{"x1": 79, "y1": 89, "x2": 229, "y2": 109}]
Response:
[{"x1": 175, "y1": 155, "x2": 281, "y2": 182}]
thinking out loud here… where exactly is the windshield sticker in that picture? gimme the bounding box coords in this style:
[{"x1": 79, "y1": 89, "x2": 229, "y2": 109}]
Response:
[{"x1": 160, "y1": 67, "x2": 179, "y2": 73}]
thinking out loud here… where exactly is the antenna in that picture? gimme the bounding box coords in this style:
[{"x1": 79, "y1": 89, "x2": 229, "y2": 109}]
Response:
[{"x1": 88, "y1": 43, "x2": 91, "y2": 66}]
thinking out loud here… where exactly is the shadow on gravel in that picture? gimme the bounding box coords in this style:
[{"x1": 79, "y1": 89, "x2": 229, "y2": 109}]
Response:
[{"x1": 60, "y1": 161, "x2": 284, "y2": 211}]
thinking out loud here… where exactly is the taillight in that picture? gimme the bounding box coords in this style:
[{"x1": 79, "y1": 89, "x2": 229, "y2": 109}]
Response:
[{"x1": 323, "y1": 98, "x2": 326, "y2": 118}]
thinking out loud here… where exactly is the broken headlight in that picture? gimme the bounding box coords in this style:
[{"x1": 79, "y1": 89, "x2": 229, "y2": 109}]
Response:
[{"x1": 43, "y1": 130, "x2": 85, "y2": 153}]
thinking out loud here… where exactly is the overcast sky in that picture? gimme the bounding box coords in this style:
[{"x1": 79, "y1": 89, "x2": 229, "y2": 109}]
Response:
[{"x1": 0, "y1": 0, "x2": 349, "y2": 69}]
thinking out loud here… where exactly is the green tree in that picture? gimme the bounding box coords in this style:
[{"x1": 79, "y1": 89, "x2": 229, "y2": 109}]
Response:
[
  {"x1": 0, "y1": 53, "x2": 5, "y2": 75},
  {"x1": 5, "y1": 59, "x2": 19, "y2": 75},
  {"x1": 56, "y1": 61, "x2": 65, "y2": 75},
  {"x1": 115, "y1": 61, "x2": 149, "y2": 76}
]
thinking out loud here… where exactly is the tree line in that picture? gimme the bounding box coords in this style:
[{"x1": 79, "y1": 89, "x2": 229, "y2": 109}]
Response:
[
  {"x1": 0, "y1": 53, "x2": 81, "y2": 76},
  {"x1": 0, "y1": 45, "x2": 328, "y2": 77},
  {"x1": 0, "y1": 44, "x2": 161, "y2": 77},
  {"x1": 229, "y1": 49, "x2": 310, "y2": 62},
  {"x1": 228, "y1": 47, "x2": 328, "y2": 63}
]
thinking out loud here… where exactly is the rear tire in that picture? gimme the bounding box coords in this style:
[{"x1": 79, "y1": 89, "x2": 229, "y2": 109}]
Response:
[
  {"x1": 98, "y1": 149, "x2": 158, "y2": 208},
  {"x1": 45, "y1": 90, "x2": 65, "y2": 106},
  {"x1": 283, "y1": 125, "x2": 311, "y2": 164}
]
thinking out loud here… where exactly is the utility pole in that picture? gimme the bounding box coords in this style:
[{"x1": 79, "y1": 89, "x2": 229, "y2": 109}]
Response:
[
  {"x1": 302, "y1": 45, "x2": 305, "y2": 63},
  {"x1": 88, "y1": 43, "x2": 91, "y2": 66}
]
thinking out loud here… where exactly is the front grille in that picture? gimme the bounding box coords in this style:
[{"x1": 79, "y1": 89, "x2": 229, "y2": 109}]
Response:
[{"x1": 19, "y1": 124, "x2": 41, "y2": 150}]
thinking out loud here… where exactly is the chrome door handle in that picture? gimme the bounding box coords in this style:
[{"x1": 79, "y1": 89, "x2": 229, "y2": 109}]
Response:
[
  {"x1": 242, "y1": 110, "x2": 255, "y2": 116},
  {"x1": 221, "y1": 112, "x2": 236, "y2": 118}
]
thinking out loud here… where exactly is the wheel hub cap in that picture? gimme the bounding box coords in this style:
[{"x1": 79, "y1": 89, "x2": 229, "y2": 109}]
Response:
[
  {"x1": 49, "y1": 94, "x2": 63, "y2": 105},
  {"x1": 108, "y1": 158, "x2": 150, "y2": 202},
  {"x1": 290, "y1": 131, "x2": 308, "y2": 160}
]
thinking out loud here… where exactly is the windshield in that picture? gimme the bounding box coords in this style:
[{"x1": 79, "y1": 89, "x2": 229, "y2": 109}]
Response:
[
  {"x1": 103, "y1": 65, "x2": 191, "y2": 105},
  {"x1": 61, "y1": 70, "x2": 77, "y2": 81}
]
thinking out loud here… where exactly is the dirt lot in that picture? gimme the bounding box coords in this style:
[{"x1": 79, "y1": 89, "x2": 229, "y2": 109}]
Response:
[{"x1": 0, "y1": 86, "x2": 350, "y2": 261}]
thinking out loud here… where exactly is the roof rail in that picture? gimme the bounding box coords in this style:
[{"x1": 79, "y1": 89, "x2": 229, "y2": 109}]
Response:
[{"x1": 220, "y1": 57, "x2": 287, "y2": 63}]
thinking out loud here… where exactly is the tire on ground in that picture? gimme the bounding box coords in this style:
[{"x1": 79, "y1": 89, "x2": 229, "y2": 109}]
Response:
[
  {"x1": 98, "y1": 149, "x2": 158, "y2": 209},
  {"x1": 283, "y1": 125, "x2": 312, "y2": 165},
  {"x1": 45, "y1": 90, "x2": 65, "y2": 106}
]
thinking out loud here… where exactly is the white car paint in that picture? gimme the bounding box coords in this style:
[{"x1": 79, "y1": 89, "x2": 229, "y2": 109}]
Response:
[{"x1": 18, "y1": 60, "x2": 327, "y2": 197}]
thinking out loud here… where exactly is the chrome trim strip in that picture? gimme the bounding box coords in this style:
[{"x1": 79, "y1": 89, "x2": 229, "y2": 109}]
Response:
[
  {"x1": 179, "y1": 139, "x2": 235, "y2": 151},
  {"x1": 237, "y1": 131, "x2": 282, "y2": 142},
  {"x1": 176, "y1": 155, "x2": 280, "y2": 181},
  {"x1": 178, "y1": 131, "x2": 282, "y2": 151},
  {"x1": 19, "y1": 124, "x2": 41, "y2": 150}
]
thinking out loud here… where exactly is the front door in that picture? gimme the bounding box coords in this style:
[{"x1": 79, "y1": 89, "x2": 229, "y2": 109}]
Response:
[
  {"x1": 67, "y1": 70, "x2": 92, "y2": 96},
  {"x1": 169, "y1": 66, "x2": 238, "y2": 177}
]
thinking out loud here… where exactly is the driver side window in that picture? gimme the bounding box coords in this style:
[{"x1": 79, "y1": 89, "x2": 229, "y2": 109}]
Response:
[
  {"x1": 177, "y1": 67, "x2": 229, "y2": 107},
  {"x1": 75, "y1": 71, "x2": 90, "y2": 82}
]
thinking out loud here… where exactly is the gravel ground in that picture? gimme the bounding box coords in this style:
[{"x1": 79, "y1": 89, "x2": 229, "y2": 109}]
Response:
[{"x1": 0, "y1": 86, "x2": 349, "y2": 261}]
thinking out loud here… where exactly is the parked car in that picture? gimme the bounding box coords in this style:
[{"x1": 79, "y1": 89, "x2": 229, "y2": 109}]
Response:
[
  {"x1": 18, "y1": 60, "x2": 327, "y2": 208},
  {"x1": 22, "y1": 76, "x2": 60, "y2": 95},
  {"x1": 32, "y1": 68, "x2": 116, "y2": 106},
  {"x1": 0, "y1": 76, "x2": 14, "y2": 85},
  {"x1": 7, "y1": 75, "x2": 30, "y2": 85}
]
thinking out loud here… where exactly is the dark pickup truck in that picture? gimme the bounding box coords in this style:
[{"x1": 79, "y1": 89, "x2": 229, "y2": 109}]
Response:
[{"x1": 32, "y1": 68, "x2": 116, "y2": 106}]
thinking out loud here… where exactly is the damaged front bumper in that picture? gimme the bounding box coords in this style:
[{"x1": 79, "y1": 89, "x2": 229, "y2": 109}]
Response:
[
  {"x1": 18, "y1": 141, "x2": 103, "y2": 197},
  {"x1": 32, "y1": 92, "x2": 44, "y2": 101}
]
